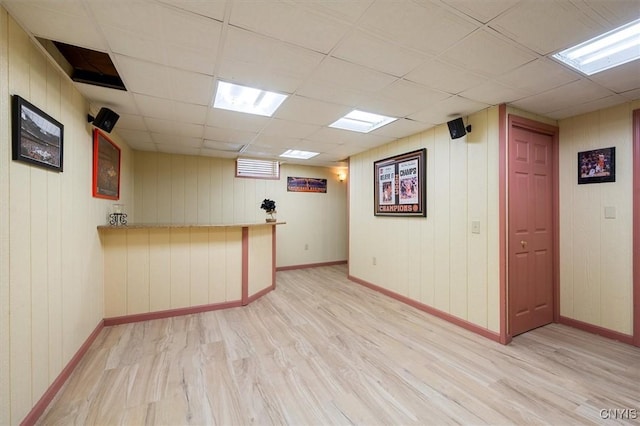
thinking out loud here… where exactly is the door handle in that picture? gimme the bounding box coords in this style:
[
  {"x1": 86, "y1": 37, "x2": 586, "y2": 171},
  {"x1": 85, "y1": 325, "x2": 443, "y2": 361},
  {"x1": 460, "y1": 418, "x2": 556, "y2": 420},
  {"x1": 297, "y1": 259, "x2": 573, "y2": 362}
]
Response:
[{"x1": 521, "y1": 240, "x2": 528, "y2": 248}]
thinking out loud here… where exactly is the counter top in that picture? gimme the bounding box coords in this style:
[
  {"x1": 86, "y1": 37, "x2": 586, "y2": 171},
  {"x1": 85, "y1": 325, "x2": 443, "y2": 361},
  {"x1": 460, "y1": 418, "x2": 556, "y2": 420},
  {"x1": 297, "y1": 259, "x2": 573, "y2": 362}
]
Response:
[{"x1": 97, "y1": 221, "x2": 286, "y2": 231}]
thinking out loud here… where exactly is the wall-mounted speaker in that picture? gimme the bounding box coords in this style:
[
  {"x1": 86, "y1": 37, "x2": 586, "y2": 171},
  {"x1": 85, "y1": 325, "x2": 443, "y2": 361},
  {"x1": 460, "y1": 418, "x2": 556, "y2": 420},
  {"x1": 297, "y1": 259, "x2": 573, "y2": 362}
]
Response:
[
  {"x1": 88, "y1": 107, "x2": 119, "y2": 133},
  {"x1": 447, "y1": 117, "x2": 471, "y2": 140}
]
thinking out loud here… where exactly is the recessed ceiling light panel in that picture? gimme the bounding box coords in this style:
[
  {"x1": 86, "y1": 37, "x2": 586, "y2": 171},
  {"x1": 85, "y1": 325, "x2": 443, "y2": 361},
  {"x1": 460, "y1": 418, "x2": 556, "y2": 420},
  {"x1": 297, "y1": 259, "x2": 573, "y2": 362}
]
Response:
[
  {"x1": 552, "y1": 18, "x2": 640, "y2": 75},
  {"x1": 330, "y1": 110, "x2": 397, "y2": 133},
  {"x1": 280, "y1": 149, "x2": 319, "y2": 159},
  {"x1": 213, "y1": 81, "x2": 287, "y2": 117}
]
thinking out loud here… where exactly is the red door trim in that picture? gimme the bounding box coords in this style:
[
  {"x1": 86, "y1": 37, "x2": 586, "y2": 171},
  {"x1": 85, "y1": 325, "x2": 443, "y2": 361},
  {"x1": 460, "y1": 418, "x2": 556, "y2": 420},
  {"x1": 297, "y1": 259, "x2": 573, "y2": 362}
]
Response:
[
  {"x1": 633, "y1": 109, "x2": 640, "y2": 347},
  {"x1": 498, "y1": 104, "x2": 509, "y2": 344},
  {"x1": 503, "y1": 113, "x2": 560, "y2": 341}
]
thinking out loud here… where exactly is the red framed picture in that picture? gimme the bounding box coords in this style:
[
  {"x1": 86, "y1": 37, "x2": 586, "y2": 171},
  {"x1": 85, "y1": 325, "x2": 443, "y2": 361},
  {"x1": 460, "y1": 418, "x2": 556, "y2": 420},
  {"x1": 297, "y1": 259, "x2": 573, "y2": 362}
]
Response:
[{"x1": 92, "y1": 128, "x2": 121, "y2": 199}]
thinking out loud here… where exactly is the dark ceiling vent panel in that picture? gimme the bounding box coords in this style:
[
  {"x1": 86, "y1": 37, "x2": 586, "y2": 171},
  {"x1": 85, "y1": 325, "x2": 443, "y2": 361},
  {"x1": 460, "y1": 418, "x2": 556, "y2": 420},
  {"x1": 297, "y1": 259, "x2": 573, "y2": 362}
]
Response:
[{"x1": 45, "y1": 40, "x2": 126, "y2": 91}]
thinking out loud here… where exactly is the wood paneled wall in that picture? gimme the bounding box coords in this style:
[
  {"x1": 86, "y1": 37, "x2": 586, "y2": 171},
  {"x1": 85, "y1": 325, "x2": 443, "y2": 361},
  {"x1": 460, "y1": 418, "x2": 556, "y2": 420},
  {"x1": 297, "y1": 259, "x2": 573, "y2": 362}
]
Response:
[
  {"x1": 558, "y1": 101, "x2": 639, "y2": 335},
  {"x1": 349, "y1": 108, "x2": 501, "y2": 332},
  {"x1": 0, "y1": 11, "x2": 134, "y2": 424},
  {"x1": 133, "y1": 152, "x2": 348, "y2": 268}
]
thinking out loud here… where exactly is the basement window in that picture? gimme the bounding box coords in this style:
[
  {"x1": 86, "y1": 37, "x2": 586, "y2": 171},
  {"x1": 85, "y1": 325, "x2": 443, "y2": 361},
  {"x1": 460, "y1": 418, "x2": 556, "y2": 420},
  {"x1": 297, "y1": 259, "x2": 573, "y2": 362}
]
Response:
[{"x1": 236, "y1": 158, "x2": 280, "y2": 179}]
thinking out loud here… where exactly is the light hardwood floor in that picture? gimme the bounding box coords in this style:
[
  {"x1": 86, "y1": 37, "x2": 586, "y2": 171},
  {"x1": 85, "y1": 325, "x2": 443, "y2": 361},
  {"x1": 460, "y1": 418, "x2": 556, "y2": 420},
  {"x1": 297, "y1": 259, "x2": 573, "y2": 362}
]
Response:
[{"x1": 38, "y1": 265, "x2": 640, "y2": 425}]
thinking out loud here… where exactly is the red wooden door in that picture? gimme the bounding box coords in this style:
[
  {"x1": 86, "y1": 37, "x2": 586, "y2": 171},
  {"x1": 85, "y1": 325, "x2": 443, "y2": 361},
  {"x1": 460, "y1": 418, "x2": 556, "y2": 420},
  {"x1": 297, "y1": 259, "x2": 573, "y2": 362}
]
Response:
[{"x1": 508, "y1": 125, "x2": 554, "y2": 336}]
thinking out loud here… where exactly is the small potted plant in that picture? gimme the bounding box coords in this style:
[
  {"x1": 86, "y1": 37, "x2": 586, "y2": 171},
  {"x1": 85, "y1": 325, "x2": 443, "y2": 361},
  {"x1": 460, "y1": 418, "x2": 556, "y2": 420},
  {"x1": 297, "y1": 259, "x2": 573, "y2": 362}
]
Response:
[{"x1": 261, "y1": 198, "x2": 277, "y2": 222}]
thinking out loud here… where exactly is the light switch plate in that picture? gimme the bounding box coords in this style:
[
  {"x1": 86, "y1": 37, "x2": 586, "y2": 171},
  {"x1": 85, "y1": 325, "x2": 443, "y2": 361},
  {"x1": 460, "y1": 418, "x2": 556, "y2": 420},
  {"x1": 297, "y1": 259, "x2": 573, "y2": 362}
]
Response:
[
  {"x1": 604, "y1": 206, "x2": 616, "y2": 219},
  {"x1": 471, "y1": 220, "x2": 481, "y2": 234}
]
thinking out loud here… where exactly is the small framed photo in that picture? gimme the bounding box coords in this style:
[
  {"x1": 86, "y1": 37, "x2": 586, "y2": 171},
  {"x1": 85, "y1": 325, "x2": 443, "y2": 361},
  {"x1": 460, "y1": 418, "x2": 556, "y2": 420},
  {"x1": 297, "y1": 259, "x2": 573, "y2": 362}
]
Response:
[
  {"x1": 578, "y1": 147, "x2": 615, "y2": 185},
  {"x1": 11, "y1": 94, "x2": 64, "y2": 172},
  {"x1": 374, "y1": 148, "x2": 426, "y2": 217},
  {"x1": 92, "y1": 129, "x2": 121, "y2": 200}
]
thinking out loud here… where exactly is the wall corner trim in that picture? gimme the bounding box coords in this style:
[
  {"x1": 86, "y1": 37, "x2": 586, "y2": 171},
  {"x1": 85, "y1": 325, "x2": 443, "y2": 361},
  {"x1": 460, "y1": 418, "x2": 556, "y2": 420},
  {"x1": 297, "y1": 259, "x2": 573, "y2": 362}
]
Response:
[
  {"x1": 347, "y1": 274, "x2": 502, "y2": 344},
  {"x1": 20, "y1": 320, "x2": 105, "y2": 426}
]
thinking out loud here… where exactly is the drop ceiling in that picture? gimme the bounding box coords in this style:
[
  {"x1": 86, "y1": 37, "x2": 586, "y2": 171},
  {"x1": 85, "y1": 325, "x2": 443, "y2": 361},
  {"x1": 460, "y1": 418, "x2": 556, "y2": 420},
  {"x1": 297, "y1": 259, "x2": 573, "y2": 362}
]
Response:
[{"x1": 2, "y1": 0, "x2": 639, "y2": 167}]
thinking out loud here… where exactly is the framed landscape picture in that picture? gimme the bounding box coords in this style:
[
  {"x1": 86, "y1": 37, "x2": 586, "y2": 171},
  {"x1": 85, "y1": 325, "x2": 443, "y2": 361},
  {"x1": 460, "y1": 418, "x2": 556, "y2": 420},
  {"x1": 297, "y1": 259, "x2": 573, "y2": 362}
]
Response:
[
  {"x1": 92, "y1": 129, "x2": 121, "y2": 199},
  {"x1": 11, "y1": 94, "x2": 64, "y2": 172},
  {"x1": 374, "y1": 148, "x2": 426, "y2": 217}
]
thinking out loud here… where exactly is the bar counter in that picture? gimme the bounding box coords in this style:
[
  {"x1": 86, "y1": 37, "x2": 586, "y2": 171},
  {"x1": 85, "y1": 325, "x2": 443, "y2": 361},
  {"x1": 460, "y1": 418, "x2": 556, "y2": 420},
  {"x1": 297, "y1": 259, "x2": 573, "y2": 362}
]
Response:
[{"x1": 98, "y1": 222, "x2": 285, "y2": 325}]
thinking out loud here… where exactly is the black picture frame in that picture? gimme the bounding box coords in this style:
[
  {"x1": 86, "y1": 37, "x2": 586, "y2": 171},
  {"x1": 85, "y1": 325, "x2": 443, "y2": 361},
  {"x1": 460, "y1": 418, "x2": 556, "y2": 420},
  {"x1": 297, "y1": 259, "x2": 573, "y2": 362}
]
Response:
[
  {"x1": 578, "y1": 147, "x2": 615, "y2": 185},
  {"x1": 11, "y1": 94, "x2": 64, "y2": 172},
  {"x1": 374, "y1": 148, "x2": 426, "y2": 217}
]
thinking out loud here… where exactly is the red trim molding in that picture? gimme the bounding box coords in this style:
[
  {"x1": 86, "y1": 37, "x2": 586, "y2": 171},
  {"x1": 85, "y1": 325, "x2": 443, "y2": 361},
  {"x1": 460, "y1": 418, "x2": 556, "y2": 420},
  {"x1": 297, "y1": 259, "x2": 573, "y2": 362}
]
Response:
[
  {"x1": 633, "y1": 109, "x2": 640, "y2": 347},
  {"x1": 104, "y1": 301, "x2": 243, "y2": 326},
  {"x1": 498, "y1": 104, "x2": 509, "y2": 344},
  {"x1": 276, "y1": 260, "x2": 347, "y2": 272},
  {"x1": 559, "y1": 316, "x2": 634, "y2": 346},
  {"x1": 241, "y1": 226, "x2": 249, "y2": 305},
  {"x1": 20, "y1": 320, "x2": 105, "y2": 426},
  {"x1": 247, "y1": 285, "x2": 275, "y2": 304},
  {"x1": 348, "y1": 275, "x2": 501, "y2": 343}
]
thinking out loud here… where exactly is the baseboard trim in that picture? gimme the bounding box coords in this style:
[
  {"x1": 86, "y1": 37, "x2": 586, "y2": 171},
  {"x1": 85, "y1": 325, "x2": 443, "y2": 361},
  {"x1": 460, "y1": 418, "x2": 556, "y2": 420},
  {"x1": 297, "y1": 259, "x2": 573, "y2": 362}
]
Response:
[
  {"x1": 348, "y1": 275, "x2": 501, "y2": 343},
  {"x1": 276, "y1": 260, "x2": 347, "y2": 271},
  {"x1": 20, "y1": 320, "x2": 105, "y2": 426},
  {"x1": 104, "y1": 300, "x2": 243, "y2": 326},
  {"x1": 247, "y1": 285, "x2": 275, "y2": 304},
  {"x1": 558, "y1": 316, "x2": 635, "y2": 346}
]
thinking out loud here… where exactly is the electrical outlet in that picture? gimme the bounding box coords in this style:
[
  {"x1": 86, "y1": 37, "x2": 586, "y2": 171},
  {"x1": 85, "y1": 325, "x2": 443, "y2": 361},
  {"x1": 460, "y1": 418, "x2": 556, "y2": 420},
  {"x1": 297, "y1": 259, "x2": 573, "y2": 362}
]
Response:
[{"x1": 372, "y1": 256, "x2": 377, "y2": 266}]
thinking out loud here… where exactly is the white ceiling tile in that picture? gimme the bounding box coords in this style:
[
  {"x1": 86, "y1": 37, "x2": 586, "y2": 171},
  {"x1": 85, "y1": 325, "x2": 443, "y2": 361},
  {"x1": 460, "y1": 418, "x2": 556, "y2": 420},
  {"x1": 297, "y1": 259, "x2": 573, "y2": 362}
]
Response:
[
  {"x1": 260, "y1": 119, "x2": 322, "y2": 139},
  {"x1": 115, "y1": 114, "x2": 147, "y2": 131},
  {"x1": 202, "y1": 140, "x2": 244, "y2": 152},
  {"x1": 377, "y1": 80, "x2": 451, "y2": 112},
  {"x1": 409, "y1": 95, "x2": 490, "y2": 125},
  {"x1": 230, "y1": 1, "x2": 351, "y2": 54},
  {"x1": 75, "y1": 83, "x2": 138, "y2": 115},
  {"x1": 441, "y1": 0, "x2": 520, "y2": 24},
  {"x1": 4, "y1": 1, "x2": 106, "y2": 50},
  {"x1": 404, "y1": 58, "x2": 488, "y2": 94},
  {"x1": 113, "y1": 55, "x2": 171, "y2": 98},
  {"x1": 274, "y1": 96, "x2": 351, "y2": 126},
  {"x1": 589, "y1": 60, "x2": 640, "y2": 94},
  {"x1": 511, "y1": 79, "x2": 616, "y2": 114},
  {"x1": 252, "y1": 134, "x2": 304, "y2": 150},
  {"x1": 460, "y1": 81, "x2": 530, "y2": 105},
  {"x1": 310, "y1": 57, "x2": 397, "y2": 94},
  {"x1": 145, "y1": 118, "x2": 204, "y2": 138},
  {"x1": 166, "y1": 68, "x2": 214, "y2": 106},
  {"x1": 332, "y1": 30, "x2": 429, "y2": 77},
  {"x1": 156, "y1": 0, "x2": 226, "y2": 21},
  {"x1": 372, "y1": 118, "x2": 434, "y2": 139},
  {"x1": 115, "y1": 128, "x2": 153, "y2": 144},
  {"x1": 153, "y1": 134, "x2": 202, "y2": 147},
  {"x1": 207, "y1": 109, "x2": 270, "y2": 133},
  {"x1": 440, "y1": 29, "x2": 537, "y2": 78},
  {"x1": 156, "y1": 145, "x2": 201, "y2": 156},
  {"x1": 306, "y1": 127, "x2": 394, "y2": 149},
  {"x1": 295, "y1": 80, "x2": 369, "y2": 108},
  {"x1": 576, "y1": 0, "x2": 640, "y2": 27},
  {"x1": 497, "y1": 58, "x2": 580, "y2": 93},
  {"x1": 157, "y1": 5, "x2": 223, "y2": 52},
  {"x1": 134, "y1": 95, "x2": 208, "y2": 125},
  {"x1": 203, "y1": 126, "x2": 258, "y2": 144},
  {"x1": 88, "y1": 1, "x2": 164, "y2": 38},
  {"x1": 104, "y1": 26, "x2": 165, "y2": 66},
  {"x1": 489, "y1": 1, "x2": 604, "y2": 55},
  {"x1": 294, "y1": 0, "x2": 373, "y2": 23},
  {"x1": 200, "y1": 149, "x2": 239, "y2": 159},
  {"x1": 360, "y1": 0, "x2": 478, "y2": 56}
]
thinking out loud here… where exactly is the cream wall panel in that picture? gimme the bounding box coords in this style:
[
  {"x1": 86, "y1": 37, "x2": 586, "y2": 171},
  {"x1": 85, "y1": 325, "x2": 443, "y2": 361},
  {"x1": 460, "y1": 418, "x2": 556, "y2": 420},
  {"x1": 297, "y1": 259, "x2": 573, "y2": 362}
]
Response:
[
  {"x1": 104, "y1": 232, "x2": 128, "y2": 317},
  {"x1": 133, "y1": 153, "x2": 347, "y2": 267},
  {"x1": 156, "y1": 154, "x2": 172, "y2": 223},
  {"x1": 486, "y1": 106, "x2": 501, "y2": 332},
  {"x1": 224, "y1": 228, "x2": 243, "y2": 301},
  {"x1": 1, "y1": 10, "x2": 135, "y2": 422},
  {"x1": 0, "y1": 9, "x2": 8, "y2": 425},
  {"x1": 127, "y1": 230, "x2": 150, "y2": 315},
  {"x1": 208, "y1": 228, "x2": 229, "y2": 303},
  {"x1": 558, "y1": 103, "x2": 635, "y2": 334},
  {"x1": 349, "y1": 110, "x2": 500, "y2": 333},
  {"x1": 248, "y1": 226, "x2": 273, "y2": 295},
  {"x1": 149, "y1": 229, "x2": 171, "y2": 311},
  {"x1": 170, "y1": 229, "x2": 190, "y2": 309},
  {"x1": 189, "y1": 229, "x2": 210, "y2": 305}
]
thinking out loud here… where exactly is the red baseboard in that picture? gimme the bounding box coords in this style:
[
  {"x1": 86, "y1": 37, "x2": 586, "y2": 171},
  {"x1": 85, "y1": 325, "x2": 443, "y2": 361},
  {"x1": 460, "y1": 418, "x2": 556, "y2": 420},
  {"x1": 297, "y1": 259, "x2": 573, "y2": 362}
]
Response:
[
  {"x1": 558, "y1": 316, "x2": 635, "y2": 346},
  {"x1": 247, "y1": 285, "x2": 275, "y2": 304},
  {"x1": 104, "y1": 300, "x2": 244, "y2": 326},
  {"x1": 347, "y1": 275, "x2": 501, "y2": 343},
  {"x1": 20, "y1": 320, "x2": 105, "y2": 426},
  {"x1": 276, "y1": 260, "x2": 347, "y2": 271}
]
